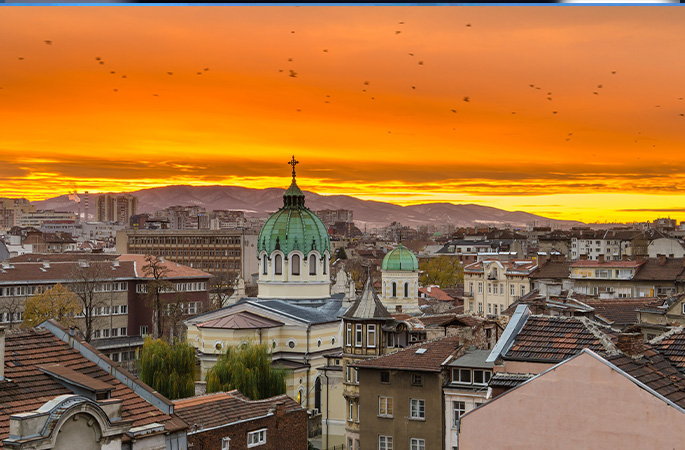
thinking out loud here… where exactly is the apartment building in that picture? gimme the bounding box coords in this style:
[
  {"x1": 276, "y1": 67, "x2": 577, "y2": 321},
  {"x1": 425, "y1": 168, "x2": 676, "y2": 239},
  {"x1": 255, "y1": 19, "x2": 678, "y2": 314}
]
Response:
[
  {"x1": 463, "y1": 258, "x2": 537, "y2": 317},
  {"x1": 116, "y1": 228, "x2": 259, "y2": 282}
]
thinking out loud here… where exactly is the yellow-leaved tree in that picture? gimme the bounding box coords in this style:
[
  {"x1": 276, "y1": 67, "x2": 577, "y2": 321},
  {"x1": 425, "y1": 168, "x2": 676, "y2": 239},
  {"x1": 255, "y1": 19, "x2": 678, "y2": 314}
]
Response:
[{"x1": 22, "y1": 283, "x2": 81, "y2": 329}]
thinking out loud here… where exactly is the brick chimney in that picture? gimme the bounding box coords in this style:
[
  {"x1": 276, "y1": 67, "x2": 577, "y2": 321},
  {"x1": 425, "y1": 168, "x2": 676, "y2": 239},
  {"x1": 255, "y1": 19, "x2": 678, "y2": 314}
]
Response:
[
  {"x1": 598, "y1": 254, "x2": 605, "y2": 263},
  {"x1": 537, "y1": 252, "x2": 548, "y2": 266},
  {"x1": 657, "y1": 254, "x2": 666, "y2": 266},
  {"x1": 580, "y1": 254, "x2": 588, "y2": 261},
  {"x1": 616, "y1": 332, "x2": 644, "y2": 357},
  {"x1": 0, "y1": 326, "x2": 5, "y2": 381}
]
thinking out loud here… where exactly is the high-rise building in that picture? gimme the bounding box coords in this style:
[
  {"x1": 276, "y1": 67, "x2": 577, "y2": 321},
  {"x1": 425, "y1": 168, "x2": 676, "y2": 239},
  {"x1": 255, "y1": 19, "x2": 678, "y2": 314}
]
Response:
[
  {"x1": 0, "y1": 198, "x2": 36, "y2": 231},
  {"x1": 96, "y1": 194, "x2": 138, "y2": 223}
]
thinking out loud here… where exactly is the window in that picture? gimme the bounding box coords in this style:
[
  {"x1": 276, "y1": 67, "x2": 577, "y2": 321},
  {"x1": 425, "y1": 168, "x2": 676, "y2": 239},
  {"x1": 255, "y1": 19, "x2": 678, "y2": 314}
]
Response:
[
  {"x1": 410, "y1": 438, "x2": 425, "y2": 450},
  {"x1": 381, "y1": 371, "x2": 390, "y2": 384},
  {"x1": 409, "y1": 399, "x2": 425, "y2": 419},
  {"x1": 367, "y1": 324, "x2": 377, "y2": 348},
  {"x1": 111, "y1": 352, "x2": 119, "y2": 362},
  {"x1": 120, "y1": 327, "x2": 127, "y2": 336},
  {"x1": 493, "y1": 304, "x2": 498, "y2": 315},
  {"x1": 488, "y1": 304, "x2": 491, "y2": 314},
  {"x1": 222, "y1": 437, "x2": 230, "y2": 450},
  {"x1": 493, "y1": 283, "x2": 498, "y2": 295},
  {"x1": 500, "y1": 283, "x2": 504, "y2": 295},
  {"x1": 453, "y1": 368, "x2": 472, "y2": 384},
  {"x1": 510, "y1": 284, "x2": 515, "y2": 296},
  {"x1": 121, "y1": 305, "x2": 128, "y2": 314},
  {"x1": 520, "y1": 285, "x2": 525, "y2": 296},
  {"x1": 411, "y1": 373, "x2": 423, "y2": 386},
  {"x1": 378, "y1": 396, "x2": 393, "y2": 417},
  {"x1": 309, "y1": 255, "x2": 317, "y2": 275},
  {"x1": 349, "y1": 399, "x2": 354, "y2": 421},
  {"x1": 292, "y1": 254, "x2": 300, "y2": 275},
  {"x1": 346, "y1": 324, "x2": 352, "y2": 347},
  {"x1": 392, "y1": 282, "x2": 397, "y2": 297},
  {"x1": 478, "y1": 302, "x2": 483, "y2": 314},
  {"x1": 274, "y1": 255, "x2": 282, "y2": 275},
  {"x1": 247, "y1": 429, "x2": 266, "y2": 447},
  {"x1": 355, "y1": 324, "x2": 363, "y2": 347},
  {"x1": 379, "y1": 436, "x2": 393, "y2": 450},
  {"x1": 488, "y1": 283, "x2": 492, "y2": 294},
  {"x1": 473, "y1": 370, "x2": 492, "y2": 385},
  {"x1": 140, "y1": 325, "x2": 148, "y2": 336},
  {"x1": 349, "y1": 438, "x2": 353, "y2": 450},
  {"x1": 262, "y1": 257, "x2": 267, "y2": 275},
  {"x1": 453, "y1": 401, "x2": 466, "y2": 426},
  {"x1": 404, "y1": 282, "x2": 409, "y2": 298},
  {"x1": 478, "y1": 282, "x2": 483, "y2": 294}
]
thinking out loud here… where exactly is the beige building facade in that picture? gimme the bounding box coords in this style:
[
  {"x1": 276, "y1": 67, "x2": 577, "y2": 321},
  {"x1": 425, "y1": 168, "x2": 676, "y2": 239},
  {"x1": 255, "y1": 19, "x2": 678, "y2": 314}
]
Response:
[{"x1": 464, "y1": 258, "x2": 536, "y2": 317}]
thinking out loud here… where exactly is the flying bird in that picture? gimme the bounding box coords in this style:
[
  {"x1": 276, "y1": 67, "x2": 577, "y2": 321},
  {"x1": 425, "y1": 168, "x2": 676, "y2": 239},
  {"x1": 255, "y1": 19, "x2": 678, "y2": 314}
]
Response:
[
  {"x1": 18, "y1": 57, "x2": 24, "y2": 60},
  {"x1": 99, "y1": 61, "x2": 104, "y2": 65},
  {"x1": 95, "y1": 57, "x2": 101, "y2": 60},
  {"x1": 197, "y1": 72, "x2": 202, "y2": 75},
  {"x1": 122, "y1": 75, "x2": 127, "y2": 78},
  {"x1": 113, "y1": 89, "x2": 118, "y2": 92},
  {"x1": 418, "y1": 61, "x2": 424, "y2": 65},
  {"x1": 552, "y1": 111, "x2": 558, "y2": 114},
  {"x1": 364, "y1": 81, "x2": 370, "y2": 85},
  {"x1": 399, "y1": 21, "x2": 404, "y2": 24},
  {"x1": 153, "y1": 94, "x2": 159, "y2": 97},
  {"x1": 288, "y1": 58, "x2": 293, "y2": 62},
  {"x1": 597, "y1": 84, "x2": 603, "y2": 88},
  {"x1": 466, "y1": 24, "x2": 471, "y2": 27},
  {"x1": 451, "y1": 109, "x2": 457, "y2": 113},
  {"x1": 167, "y1": 72, "x2": 173, "y2": 75},
  {"x1": 44, "y1": 40, "x2": 52, "y2": 45},
  {"x1": 110, "y1": 71, "x2": 115, "y2": 74},
  {"x1": 289, "y1": 70, "x2": 297, "y2": 78},
  {"x1": 593, "y1": 92, "x2": 599, "y2": 95},
  {"x1": 323, "y1": 49, "x2": 328, "y2": 52},
  {"x1": 611, "y1": 71, "x2": 616, "y2": 74},
  {"x1": 408, "y1": 53, "x2": 414, "y2": 56},
  {"x1": 395, "y1": 31, "x2": 401, "y2": 35},
  {"x1": 463, "y1": 96, "x2": 470, "y2": 102},
  {"x1": 411, "y1": 86, "x2": 416, "y2": 90},
  {"x1": 204, "y1": 68, "x2": 209, "y2": 71}
]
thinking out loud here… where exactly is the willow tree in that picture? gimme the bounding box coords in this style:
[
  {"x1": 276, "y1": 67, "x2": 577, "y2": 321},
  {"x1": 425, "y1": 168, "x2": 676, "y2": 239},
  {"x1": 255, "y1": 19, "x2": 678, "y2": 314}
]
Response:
[
  {"x1": 140, "y1": 337, "x2": 195, "y2": 400},
  {"x1": 206, "y1": 342, "x2": 286, "y2": 400}
]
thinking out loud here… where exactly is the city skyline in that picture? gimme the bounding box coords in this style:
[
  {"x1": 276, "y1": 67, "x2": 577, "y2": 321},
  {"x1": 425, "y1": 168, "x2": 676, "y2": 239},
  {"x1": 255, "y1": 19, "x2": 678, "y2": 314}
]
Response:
[{"x1": 1, "y1": 5, "x2": 685, "y2": 223}]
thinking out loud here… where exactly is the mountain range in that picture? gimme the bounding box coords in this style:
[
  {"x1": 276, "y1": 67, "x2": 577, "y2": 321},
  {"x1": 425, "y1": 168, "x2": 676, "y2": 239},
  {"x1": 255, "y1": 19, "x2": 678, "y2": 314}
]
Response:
[{"x1": 31, "y1": 185, "x2": 585, "y2": 229}]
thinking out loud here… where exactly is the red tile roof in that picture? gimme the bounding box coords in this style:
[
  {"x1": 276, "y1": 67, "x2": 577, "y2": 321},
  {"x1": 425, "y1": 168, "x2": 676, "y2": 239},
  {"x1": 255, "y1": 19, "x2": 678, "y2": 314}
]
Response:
[
  {"x1": 118, "y1": 254, "x2": 213, "y2": 279},
  {"x1": 570, "y1": 260, "x2": 643, "y2": 268},
  {"x1": 418, "y1": 287, "x2": 454, "y2": 301},
  {"x1": 504, "y1": 315, "x2": 617, "y2": 362},
  {"x1": 583, "y1": 298, "x2": 656, "y2": 326},
  {"x1": 1, "y1": 327, "x2": 182, "y2": 448},
  {"x1": 173, "y1": 390, "x2": 302, "y2": 430},
  {"x1": 652, "y1": 327, "x2": 685, "y2": 373},
  {"x1": 354, "y1": 335, "x2": 461, "y2": 372}
]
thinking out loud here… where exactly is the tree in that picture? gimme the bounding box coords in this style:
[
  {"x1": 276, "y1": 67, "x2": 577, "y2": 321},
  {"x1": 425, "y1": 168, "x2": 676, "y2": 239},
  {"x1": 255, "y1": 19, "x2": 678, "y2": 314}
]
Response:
[
  {"x1": 139, "y1": 337, "x2": 195, "y2": 400},
  {"x1": 419, "y1": 256, "x2": 464, "y2": 288},
  {"x1": 0, "y1": 296, "x2": 24, "y2": 330},
  {"x1": 22, "y1": 283, "x2": 81, "y2": 329},
  {"x1": 206, "y1": 342, "x2": 287, "y2": 400},
  {"x1": 142, "y1": 255, "x2": 174, "y2": 340},
  {"x1": 70, "y1": 261, "x2": 111, "y2": 343},
  {"x1": 209, "y1": 274, "x2": 234, "y2": 310}
]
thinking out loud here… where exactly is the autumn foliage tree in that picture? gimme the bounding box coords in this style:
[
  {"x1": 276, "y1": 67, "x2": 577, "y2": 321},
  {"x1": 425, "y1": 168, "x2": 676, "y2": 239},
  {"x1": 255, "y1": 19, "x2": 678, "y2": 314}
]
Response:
[
  {"x1": 206, "y1": 342, "x2": 286, "y2": 400},
  {"x1": 22, "y1": 283, "x2": 81, "y2": 329},
  {"x1": 139, "y1": 337, "x2": 195, "y2": 400},
  {"x1": 419, "y1": 256, "x2": 464, "y2": 288}
]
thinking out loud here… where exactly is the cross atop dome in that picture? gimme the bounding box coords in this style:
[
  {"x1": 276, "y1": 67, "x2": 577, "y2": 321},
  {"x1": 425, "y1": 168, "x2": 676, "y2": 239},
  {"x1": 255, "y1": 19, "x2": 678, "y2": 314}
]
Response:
[{"x1": 289, "y1": 155, "x2": 299, "y2": 178}]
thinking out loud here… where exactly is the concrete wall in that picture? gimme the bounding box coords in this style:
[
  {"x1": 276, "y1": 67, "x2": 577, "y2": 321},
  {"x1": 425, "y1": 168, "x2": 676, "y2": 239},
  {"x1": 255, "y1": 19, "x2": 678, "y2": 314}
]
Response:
[{"x1": 459, "y1": 352, "x2": 685, "y2": 449}]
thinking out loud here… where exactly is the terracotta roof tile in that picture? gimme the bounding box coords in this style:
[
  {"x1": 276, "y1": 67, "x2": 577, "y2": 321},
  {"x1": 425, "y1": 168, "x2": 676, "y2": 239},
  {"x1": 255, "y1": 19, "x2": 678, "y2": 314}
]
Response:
[
  {"x1": 582, "y1": 298, "x2": 655, "y2": 326},
  {"x1": 1, "y1": 328, "x2": 179, "y2": 447},
  {"x1": 354, "y1": 335, "x2": 461, "y2": 372},
  {"x1": 652, "y1": 328, "x2": 685, "y2": 373},
  {"x1": 173, "y1": 390, "x2": 302, "y2": 430},
  {"x1": 504, "y1": 315, "x2": 616, "y2": 362}
]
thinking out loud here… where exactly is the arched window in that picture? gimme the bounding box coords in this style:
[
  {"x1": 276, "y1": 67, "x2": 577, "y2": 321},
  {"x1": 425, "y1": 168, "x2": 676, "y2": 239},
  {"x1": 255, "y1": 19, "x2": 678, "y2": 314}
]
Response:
[
  {"x1": 262, "y1": 257, "x2": 267, "y2": 275},
  {"x1": 314, "y1": 377, "x2": 322, "y2": 412},
  {"x1": 309, "y1": 255, "x2": 317, "y2": 275},
  {"x1": 323, "y1": 255, "x2": 327, "y2": 274},
  {"x1": 392, "y1": 282, "x2": 397, "y2": 298},
  {"x1": 404, "y1": 282, "x2": 409, "y2": 298},
  {"x1": 275, "y1": 254, "x2": 282, "y2": 275},
  {"x1": 292, "y1": 254, "x2": 300, "y2": 275}
]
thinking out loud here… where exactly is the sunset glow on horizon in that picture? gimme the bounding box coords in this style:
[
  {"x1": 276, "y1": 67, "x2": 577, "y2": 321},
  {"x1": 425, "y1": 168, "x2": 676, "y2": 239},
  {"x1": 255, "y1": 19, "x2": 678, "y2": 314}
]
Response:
[{"x1": 2, "y1": 5, "x2": 685, "y2": 223}]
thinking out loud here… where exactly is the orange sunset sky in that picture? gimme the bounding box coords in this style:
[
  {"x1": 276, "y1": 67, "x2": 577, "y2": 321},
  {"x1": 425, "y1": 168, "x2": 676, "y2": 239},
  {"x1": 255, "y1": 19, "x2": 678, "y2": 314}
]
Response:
[{"x1": 1, "y1": 5, "x2": 685, "y2": 224}]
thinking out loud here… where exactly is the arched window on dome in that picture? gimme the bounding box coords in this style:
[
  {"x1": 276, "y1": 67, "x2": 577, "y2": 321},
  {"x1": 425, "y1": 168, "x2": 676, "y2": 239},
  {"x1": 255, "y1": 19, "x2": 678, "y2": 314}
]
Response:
[
  {"x1": 392, "y1": 282, "x2": 397, "y2": 298},
  {"x1": 323, "y1": 255, "x2": 327, "y2": 274},
  {"x1": 262, "y1": 257, "x2": 267, "y2": 275},
  {"x1": 275, "y1": 255, "x2": 283, "y2": 275},
  {"x1": 309, "y1": 255, "x2": 317, "y2": 275},
  {"x1": 404, "y1": 282, "x2": 409, "y2": 298},
  {"x1": 292, "y1": 254, "x2": 300, "y2": 275}
]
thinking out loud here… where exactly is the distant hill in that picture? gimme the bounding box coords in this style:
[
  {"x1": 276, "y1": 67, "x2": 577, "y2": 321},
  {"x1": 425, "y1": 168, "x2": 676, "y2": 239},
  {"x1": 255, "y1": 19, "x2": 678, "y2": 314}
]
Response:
[{"x1": 31, "y1": 185, "x2": 585, "y2": 229}]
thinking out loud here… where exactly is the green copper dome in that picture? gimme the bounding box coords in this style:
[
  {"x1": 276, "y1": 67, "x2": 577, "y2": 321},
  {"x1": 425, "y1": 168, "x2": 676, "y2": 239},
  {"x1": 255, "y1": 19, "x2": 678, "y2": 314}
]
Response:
[
  {"x1": 382, "y1": 244, "x2": 419, "y2": 271},
  {"x1": 258, "y1": 166, "x2": 330, "y2": 257}
]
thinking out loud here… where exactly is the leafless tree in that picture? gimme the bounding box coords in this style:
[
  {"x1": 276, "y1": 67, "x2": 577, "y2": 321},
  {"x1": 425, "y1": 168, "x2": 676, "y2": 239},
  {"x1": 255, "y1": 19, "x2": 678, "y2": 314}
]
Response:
[
  {"x1": 0, "y1": 296, "x2": 24, "y2": 330},
  {"x1": 142, "y1": 255, "x2": 174, "y2": 340},
  {"x1": 70, "y1": 261, "x2": 111, "y2": 343},
  {"x1": 209, "y1": 274, "x2": 234, "y2": 310}
]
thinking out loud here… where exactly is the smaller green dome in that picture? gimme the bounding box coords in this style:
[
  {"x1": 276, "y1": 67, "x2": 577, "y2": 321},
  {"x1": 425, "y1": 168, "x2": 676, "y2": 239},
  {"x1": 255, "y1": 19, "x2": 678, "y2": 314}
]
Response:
[{"x1": 382, "y1": 244, "x2": 419, "y2": 271}]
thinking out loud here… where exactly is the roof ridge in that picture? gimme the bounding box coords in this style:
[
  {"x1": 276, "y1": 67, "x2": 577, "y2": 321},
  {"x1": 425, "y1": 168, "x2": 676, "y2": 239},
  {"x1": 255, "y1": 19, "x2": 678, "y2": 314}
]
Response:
[
  {"x1": 650, "y1": 326, "x2": 685, "y2": 345},
  {"x1": 577, "y1": 316, "x2": 620, "y2": 356}
]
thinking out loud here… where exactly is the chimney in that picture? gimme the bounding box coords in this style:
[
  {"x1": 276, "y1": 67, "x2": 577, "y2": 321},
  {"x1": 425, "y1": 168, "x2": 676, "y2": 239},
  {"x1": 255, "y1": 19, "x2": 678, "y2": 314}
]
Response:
[
  {"x1": 0, "y1": 326, "x2": 5, "y2": 381},
  {"x1": 622, "y1": 254, "x2": 628, "y2": 261},
  {"x1": 598, "y1": 254, "x2": 605, "y2": 263},
  {"x1": 458, "y1": 327, "x2": 473, "y2": 347},
  {"x1": 537, "y1": 252, "x2": 548, "y2": 266},
  {"x1": 616, "y1": 332, "x2": 644, "y2": 357},
  {"x1": 657, "y1": 254, "x2": 666, "y2": 266},
  {"x1": 580, "y1": 254, "x2": 588, "y2": 261}
]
